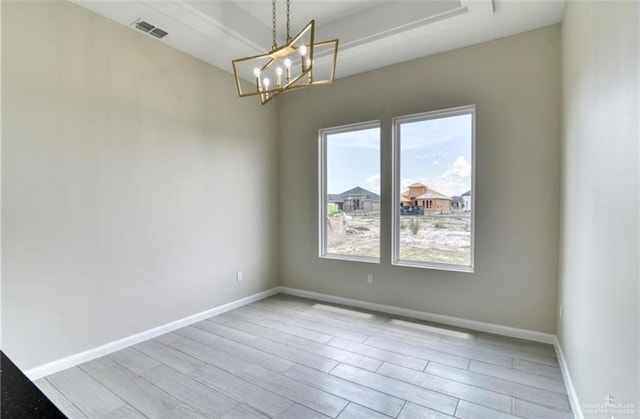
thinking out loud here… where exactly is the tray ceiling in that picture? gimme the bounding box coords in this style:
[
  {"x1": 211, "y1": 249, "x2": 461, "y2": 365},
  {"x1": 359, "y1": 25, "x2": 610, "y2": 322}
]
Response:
[{"x1": 71, "y1": 0, "x2": 565, "y2": 79}]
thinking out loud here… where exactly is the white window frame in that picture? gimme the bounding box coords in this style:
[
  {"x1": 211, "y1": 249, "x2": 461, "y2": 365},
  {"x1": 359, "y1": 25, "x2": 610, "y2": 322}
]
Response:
[
  {"x1": 319, "y1": 120, "x2": 381, "y2": 263},
  {"x1": 391, "y1": 105, "x2": 476, "y2": 272}
]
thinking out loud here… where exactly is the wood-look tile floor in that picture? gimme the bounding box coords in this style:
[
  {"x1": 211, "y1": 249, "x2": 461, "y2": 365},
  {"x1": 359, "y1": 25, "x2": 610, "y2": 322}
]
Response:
[{"x1": 36, "y1": 294, "x2": 573, "y2": 418}]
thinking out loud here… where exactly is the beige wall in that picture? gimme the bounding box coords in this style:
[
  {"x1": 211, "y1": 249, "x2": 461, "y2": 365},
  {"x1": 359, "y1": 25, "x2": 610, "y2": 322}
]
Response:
[
  {"x1": 559, "y1": 0, "x2": 639, "y2": 413},
  {"x1": 1, "y1": 1, "x2": 279, "y2": 370},
  {"x1": 278, "y1": 26, "x2": 561, "y2": 333}
]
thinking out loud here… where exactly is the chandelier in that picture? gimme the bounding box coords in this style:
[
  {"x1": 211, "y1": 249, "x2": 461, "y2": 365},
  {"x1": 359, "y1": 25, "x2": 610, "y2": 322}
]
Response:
[{"x1": 232, "y1": 0, "x2": 339, "y2": 105}]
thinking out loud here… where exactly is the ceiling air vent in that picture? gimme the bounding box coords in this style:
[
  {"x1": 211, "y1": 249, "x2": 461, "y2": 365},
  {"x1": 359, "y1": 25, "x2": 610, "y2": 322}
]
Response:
[
  {"x1": 132, "y1": 19, "x2": 168, "y2": 39},
  {"x1": 149, "y1": 28, "x2": 168, "y2": 39}
]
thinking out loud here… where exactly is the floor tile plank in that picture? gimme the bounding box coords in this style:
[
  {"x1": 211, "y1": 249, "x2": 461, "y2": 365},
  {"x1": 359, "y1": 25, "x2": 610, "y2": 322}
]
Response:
[
  {"x1": 99, "y1": 405, "x2": 147, "y2": 419},
  {"x1": 330, "y1": 364, "x2": 458, "y2": 416},
  {"x1": 190, "y1": 323, "x2": 295, "y2": 373},
  {"x1": 476, "y1": 334, "x2": 557, "y2": 356},
  {"x1": 358, "y1": 317, "x2": 445, "y2": 342},
  {"x1": 92, "y1": 365, "x2": 181, "y2": 417},
  {"x1": 174, "y1": 325, "x2": 220, "y2": 345},
  {"x1": 469, "y1": 360, "x2": 567, "y2": 394},
  {"x1": 337, "y1": 403, "x2": 390, "y2": 419},
  {"x1": 199, "y1": 319, "x2": 260, "y2": 343},
  {"x1": 107, "y1": 347, "x2": 161, "y2": 376},
  {"x1": 250, "y1": 301, "x2": 370, "y2": 343},
  {"x1": 221, "y1": 314, "x2": 300, "y2": 344},
  {"x1": 142, "y1": 365, "x2": 236, "y2": 417},
  {"x1": 328, "y1": 338, "x2": 427, "y2": 371},
  {"x1": 425, "y1": 363, "x2": 570, "y2": 411},
  {"x1": 277, "y1": 403, "x2": 330, "y2": 419},
  {"x1": 78, "y1": 357, "x2": 118, "y2": 376},
  {"x1": 220, "y1": 405, "x2": 270, "y2": 419},
  {"x1": 377, "y1": 362, "x2": 512, "y2": 413},
  {"x1": 513, "y1": 399, "x2": 574, "y2": 418},
  {"x1": 47, "y1": 367, "x2": 126, "y2": 417},
  {"x1": 35, "y1": 379, "x2": 88, "y2": 419},
  {"x1": 397, "y1": 402, "x2": 456, "y2": 419},
  {"x1": 189, "y1": 364, "x2": 294, "y2": 417},
  {"x1": 286, "y1": 335, "x2": 383, "y2": 371},
  {"x1": 158, "y1": 332, "x2": 248, "y2": 373},
  {"x1": 132, "y1": 339, "x2": 206, "y2": 374},
  {"x1": 238, "y1": 365, "x2": 348, "y2": 418},
  {"x1": 513, "y1": 358, "x2": 564, "y2": 380},
  {"x1": 237, "y1": 306, "x2": 334, "y2": 343},
  {"x1": 284, "y1": 364, "x2": 405, "y2": 417},
  {"x1": 244, "y1": 336, "x2": 339, "y2": 372},
  {"x1": 364, "y1": 336, "x2": 470, "y2": 369},
  {"x1": 162, "y1": 404, "x2": 210, "y2": 419},
  {"x1": 455, "y1": 400, "x2": 520, "y2": 419},
  {"x1": 403, "y1": 335, "x2": 513, "y2": 367},
  {"x1": 440, "y1": 336, "x2": 559, "y2": 367}
]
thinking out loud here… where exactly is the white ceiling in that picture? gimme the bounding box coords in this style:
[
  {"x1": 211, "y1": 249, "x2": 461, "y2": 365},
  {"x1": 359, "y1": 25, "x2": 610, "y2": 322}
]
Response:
[{"x1": 72, "y1": 0, "x2": 566, "y2": 79}]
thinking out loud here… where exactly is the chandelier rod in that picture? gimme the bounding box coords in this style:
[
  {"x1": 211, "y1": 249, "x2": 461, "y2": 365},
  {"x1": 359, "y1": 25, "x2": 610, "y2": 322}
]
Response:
[
  {"x1": 271, "y1": 0, "x2": 277, "y2": 51},
  {"x1": 272, "y1": 0, "x2": 292, "y2": 50},
  {"x1": 286, "y1": 0, "x2": 291, "y2": 42}
]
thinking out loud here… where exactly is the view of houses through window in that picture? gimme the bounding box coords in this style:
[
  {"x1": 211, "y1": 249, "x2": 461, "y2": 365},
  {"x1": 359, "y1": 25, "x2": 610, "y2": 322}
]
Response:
[
  {"x1": 320, "y1": 106, "x2": 474, "y2": 271},
  {"x1": 320, "y1": 122, "x2": 381, "y2": 260},
  {"x1": 394, "y1": 106, "x2": 475, "y2": 270}
]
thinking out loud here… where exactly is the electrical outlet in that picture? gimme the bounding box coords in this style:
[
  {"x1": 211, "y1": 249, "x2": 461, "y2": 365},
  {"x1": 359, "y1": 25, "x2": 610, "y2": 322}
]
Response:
[
  {"x1": 236, "y1": 272, "x2": 243, "y2": 282},
  {"x1": 367, "y1": 274, "x2": 374, "y2": 285}
]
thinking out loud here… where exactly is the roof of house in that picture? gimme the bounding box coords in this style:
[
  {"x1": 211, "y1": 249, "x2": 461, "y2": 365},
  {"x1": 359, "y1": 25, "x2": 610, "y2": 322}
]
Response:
[
  {"x1": 408, "y1": 182, "x2": 426, "y2": 188},
  {"x1": 330, "y1": 186, "x2": 380, "y2": 202},
  {"x1": 401, "y1": 185, "x2": 451, "y2": 201},
  {"x1": 461, "y1": 190, "x2": 471, "y2": 197},
  {"x1": 416, "y1": 191, "x2": 451, "y2": 200}
]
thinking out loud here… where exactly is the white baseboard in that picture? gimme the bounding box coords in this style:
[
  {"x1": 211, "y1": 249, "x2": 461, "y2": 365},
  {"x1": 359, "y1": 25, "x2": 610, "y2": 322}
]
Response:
[
  {"x1": 25, "y1": 287, "x2": 280, "y2": 381},
  {"x1": 553, "y1": 336, "x2": 583, "y2": 419},
  {"x1": 278, "y1": 287, "x2": 556, "y2": 344}
]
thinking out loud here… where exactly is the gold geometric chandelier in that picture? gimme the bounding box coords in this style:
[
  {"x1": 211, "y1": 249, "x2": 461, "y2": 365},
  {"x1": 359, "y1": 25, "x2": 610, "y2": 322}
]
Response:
[{"x1": 232, "y1": 0, "x2": 339, "y2": 105}]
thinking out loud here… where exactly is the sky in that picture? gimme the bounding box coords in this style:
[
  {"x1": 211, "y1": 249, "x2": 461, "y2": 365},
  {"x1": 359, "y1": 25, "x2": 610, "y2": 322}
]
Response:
[{"x1": 326, "y1": 113, "x2": 472, "y2": 197}]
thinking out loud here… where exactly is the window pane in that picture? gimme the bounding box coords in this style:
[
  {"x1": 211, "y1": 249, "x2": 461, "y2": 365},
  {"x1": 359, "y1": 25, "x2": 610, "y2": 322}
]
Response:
[
  {"x1": 395, "y1": 108, "x2": 474, "y2": 270},
  {"x1": 321, "y1": 124, "x2": 380, "y2": 260}
]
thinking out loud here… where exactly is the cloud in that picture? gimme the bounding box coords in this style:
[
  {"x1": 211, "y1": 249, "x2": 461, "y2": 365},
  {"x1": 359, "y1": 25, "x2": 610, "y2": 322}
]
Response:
[
  {"x1": 443, "y1": 156, "x2": 471, "y2": 179},
  {"x1": 401, "y1": 155, "x2": 471, "y2": 196},
  {"x1": 365, "y1": 173, "x2": 381, "y2": 193}
]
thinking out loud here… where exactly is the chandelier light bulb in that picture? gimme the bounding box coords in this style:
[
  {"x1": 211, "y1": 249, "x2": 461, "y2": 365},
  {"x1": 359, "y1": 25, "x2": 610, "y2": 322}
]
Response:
[
  {"x1": 299, "y1": 44, "x2": 307, "y2": 57},
  {"x1": 263, "y1": 78, "x2": 270, "y2": 89},
  {"x1": 284, "y1": 58, "x2": 292, "y2": 84},
  {"x1": 253, "y1": 68, "x2": 261, "y2": 78},
  {"x1": 275, "y1": 67, "x2": 283, "y2": 76}
]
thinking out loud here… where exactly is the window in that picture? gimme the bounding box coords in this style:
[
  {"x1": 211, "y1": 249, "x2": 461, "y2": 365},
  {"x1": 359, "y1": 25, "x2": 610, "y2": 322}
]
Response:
[
  {"x1": 393, "y1": 106, "x2": 475, "y2": 272},
  {"x1": 319, "y1": 121, "x2": 380, "y2": 262}
]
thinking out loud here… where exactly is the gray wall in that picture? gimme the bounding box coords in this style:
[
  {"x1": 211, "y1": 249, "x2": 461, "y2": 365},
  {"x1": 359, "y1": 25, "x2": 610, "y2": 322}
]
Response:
[
  {"x1": 1, "y1": 1, "x2": 279, "y2": 370},
  {"x1": 559, "y1": 0, "x2": 639, "y2": 412},
  {"x1": 278, "y1": 26, "x2": 561, "y2": 333}
]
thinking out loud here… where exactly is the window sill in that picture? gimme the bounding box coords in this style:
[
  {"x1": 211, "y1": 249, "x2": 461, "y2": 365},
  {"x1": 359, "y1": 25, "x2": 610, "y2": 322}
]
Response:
[
  {"x1": 320, "y1": 254, "x2": 380, "y2": 264},
  {"x1": 392, "y1": 259, "x2": 474, "y2": 273}
]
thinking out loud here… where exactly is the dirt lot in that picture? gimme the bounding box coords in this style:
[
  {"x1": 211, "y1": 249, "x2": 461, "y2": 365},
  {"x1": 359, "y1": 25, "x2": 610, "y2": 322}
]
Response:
[{"x1": 327, "y1": 211, "x2": 471, "y2": 265}]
